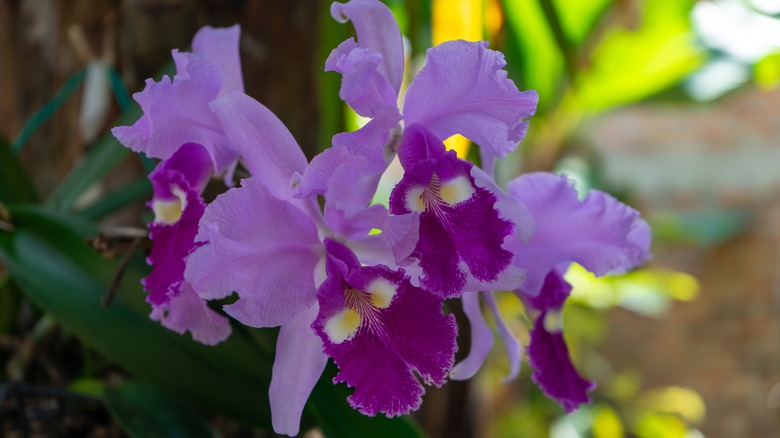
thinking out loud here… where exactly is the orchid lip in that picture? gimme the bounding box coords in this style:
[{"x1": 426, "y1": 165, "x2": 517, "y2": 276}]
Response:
[{"x1": 313, "y1": 239, "x2": 457, "y2": 417}]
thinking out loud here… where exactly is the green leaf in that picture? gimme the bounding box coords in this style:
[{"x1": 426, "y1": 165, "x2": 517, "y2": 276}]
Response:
[
  {"x1": 571, "y1": 0, "x2": 704, "y2": 111},
  {"x1": 503, "y1": 0, "x2": 566, "y2": 112},
  {"x1": 650, "y1": 209, "x2": 752, "y2": 246},
  {"x1": 45, "y1": 119, "x2": 133, "y2": 212},
  {"x1": 11, "y1": 69, "x2": 86, "y2": 154},
  {"x1": 0, "y1": 205, "x2": 432, "y2": 436},
  {"x1": 552, "y1": 0, "x2": 612, "y2": 46},
  {"x1": 68, "y1": 377, "x2": 106, "y2": 398},
  {"x1": 0, "y1": 205, "x2": 274, "y2": 429},
  {"x1": 0, "y1": 135, "x2": 38, "y2": 204},
  {"x1": 308, "y1": 363, "x2": 428, "y2": 438},
  {"x1": 105, "y1": 380, "x2": 216, "y2": 438},
  {"x1": 77, "y1": 177, "x2": 152, "y2": 221},
  {"x1": 0, "y1": 275, "x2": 21, "y2": 334},
  {"x1": 46, "y1": 62, "x2": 174, "y2": 212}
]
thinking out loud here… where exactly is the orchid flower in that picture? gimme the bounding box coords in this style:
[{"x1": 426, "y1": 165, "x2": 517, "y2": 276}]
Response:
[
  {"x1": 109, "y1": 2, "x2": 655, "y2": 432},
  {"x1": 452, "y1": 173, "x2": 651, "y2": 412},
  {"x1": 112, "y1": 26, "x2": 245, "y2": 344},
  {"x1": 298, "y1": 0, "x2": 539, "y2": 299},
  {"x1": 182, "y1": 90, "x2": 437, "y2": 435},
  {"x1": 144, "y1": 143, "x2": 231, "y2": 344}
]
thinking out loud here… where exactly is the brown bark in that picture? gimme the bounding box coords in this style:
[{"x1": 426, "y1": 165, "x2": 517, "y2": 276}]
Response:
[{"x1": 1, "y1": 0, "x2": 324, "y2": 199}]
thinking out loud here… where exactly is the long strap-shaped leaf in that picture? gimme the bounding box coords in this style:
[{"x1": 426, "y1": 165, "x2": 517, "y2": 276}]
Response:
[{"x1": 0, "y1": 205, "x2": 429, "y2": 436}]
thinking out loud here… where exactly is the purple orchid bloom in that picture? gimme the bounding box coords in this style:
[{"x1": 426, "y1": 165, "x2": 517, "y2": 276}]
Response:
[
  {"x1": 452, "y1": 172, "x2": 651, "y2": 413},
  {"x1": 298, "y1": 0, "x2": 538, "y2": 298},
  {"x1": 182, "y1": 91, "x2": 423, "y2": 435},
  {"x1": 112, "y1": 26, "x2": 246, "y2": 344},
  {"x1": 313, "y1": 239, "x2": 457, "y2": 417},
  {"x1": 142, "y1": 142, "x2": 230, "y2": 345}
]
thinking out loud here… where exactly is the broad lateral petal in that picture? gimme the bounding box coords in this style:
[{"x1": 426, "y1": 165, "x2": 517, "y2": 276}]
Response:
[
  {"x1": 184, "y1": 178, "x2": 321, "y2": 327},
  {"x1": 313, "y1": 242, "x2": 457, "y2": 417},
  {"x1": 331, "y1": 0, "x2": 405, "y2": 94},
  {"x1": 111, "y1": 76, "x2": 236, "y2": 171},
  {"x1": 484, "y1": 293, "x2": 522, "y2": 381},
  {"x1": 623, "y1": 213, "x2": 653, "y2": 271},
  {"x1": 191, "y1": 25, "x2": 244, "y2": 95},
  {"x1": 509, "y1": 172, "x2": 651, "y2": 296},
  {"x1": 450, "y1": 292, "x2": 493, "y2": 381},
  {"x1": 270, "y1": 304, "x2": 328, "y2": 436},
  {"x1": 403, "y1": 40, "x2": 538, "y2": 159},
  {"x1": 150, "y1": 282, "x2": 231, "y2": 346},
  {"x1": 210, "y1": 92, "x2": 309, "y2": 203},
  {"x1": 111, "y1": 60, "x2": 236, "y2": 171}
]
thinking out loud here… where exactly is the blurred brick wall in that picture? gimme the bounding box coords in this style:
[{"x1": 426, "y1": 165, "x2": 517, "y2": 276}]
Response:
[{"x1": 589, "y1": 88, "x2": 780, "y2": 437}]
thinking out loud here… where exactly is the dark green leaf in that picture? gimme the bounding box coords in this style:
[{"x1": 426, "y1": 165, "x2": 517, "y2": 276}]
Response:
[
  {"x1": 308, "y1": 363, "x2": 428, "y2": 438},
  {"x1": 571, "y1": 0, "x2": 703, "y2": 111},
  {"x1": 0, "y1": 206, "x2": 274, "y2": 429},
  {"x1": 0, "y1": 205, "x2": 433, "y2": 436},
  {"x1": 552, "y1": 0, "x2": 612, "y2": 46},
  {"x1": 45, "y1": 121, "x2": 132, "y2": 212},
  {"x1": 105, "y1": 380, "x2": 216, "y2": 438},
  {"x1": 0, "y1": 135, "x2": 38, "y2": 204},
  {"x1": 11, "y1": 69, "x2": 86, "y2": 154},
  {"x1": 46, "y1": 62, "x2": 175, "y2": 212},
  {"x1": 503, "y1": 0, "x2": 566, "y2": 112},
  {"x1": 77, "y1": 178, "x2": 152, "y2": 221},
  {"x1": 0, "y1": 275, "x2": 21, "y2": 334},
  {"x1": 650, "y1": 209, "x2": 752, "y2": 246}
]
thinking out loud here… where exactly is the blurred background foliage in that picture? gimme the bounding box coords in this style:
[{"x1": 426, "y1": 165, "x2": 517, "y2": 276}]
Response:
[{"x1": 2, "y1": 0, "x2": 779, "y2": 436}]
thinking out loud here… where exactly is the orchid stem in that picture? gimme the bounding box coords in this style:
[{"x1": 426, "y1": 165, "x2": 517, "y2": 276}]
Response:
[{"x1": 102, "y1": 237, "x2": 141, "y2": 308}]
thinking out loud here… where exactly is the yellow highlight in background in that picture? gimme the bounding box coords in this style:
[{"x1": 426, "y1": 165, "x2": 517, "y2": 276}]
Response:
[
  {"x1": 432, "y1": 0, "x2": 484, "y2": 44},
  {"x1": 637, "y1": 386, "x2": 706, "y2": 424},
  {"x1": 432, "y1": 0, "x2": 501, "y2": 159},
  {"x1": 592, "y1": 405, "x2": 624, "y2": 438},
  {"x1": 566, "y1": 263, "x2": 700, "y2": 308}
]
